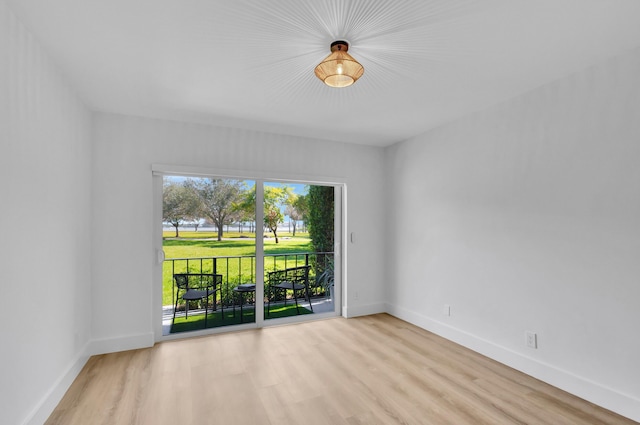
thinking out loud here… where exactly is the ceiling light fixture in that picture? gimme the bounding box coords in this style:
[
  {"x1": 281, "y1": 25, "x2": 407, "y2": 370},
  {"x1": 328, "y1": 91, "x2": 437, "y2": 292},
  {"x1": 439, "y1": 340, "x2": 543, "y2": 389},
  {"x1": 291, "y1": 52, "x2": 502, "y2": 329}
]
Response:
[{"x1": 314, "y1": 41, "x2": 364, "y2": 88}]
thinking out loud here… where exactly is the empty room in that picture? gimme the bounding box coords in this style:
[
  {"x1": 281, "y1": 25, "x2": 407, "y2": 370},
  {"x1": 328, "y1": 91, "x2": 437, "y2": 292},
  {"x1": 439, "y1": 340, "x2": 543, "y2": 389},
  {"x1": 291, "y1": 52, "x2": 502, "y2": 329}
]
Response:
[{"x1": 1, "y1": 0, "x2": 639, "y2": 424}]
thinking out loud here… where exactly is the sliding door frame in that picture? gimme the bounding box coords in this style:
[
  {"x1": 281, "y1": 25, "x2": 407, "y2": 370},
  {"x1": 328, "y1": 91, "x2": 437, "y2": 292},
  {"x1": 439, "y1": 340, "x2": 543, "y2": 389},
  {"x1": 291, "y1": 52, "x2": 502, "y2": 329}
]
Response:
[{"x1": 152, "y1": 164, "x2": 346, "y2": 342}]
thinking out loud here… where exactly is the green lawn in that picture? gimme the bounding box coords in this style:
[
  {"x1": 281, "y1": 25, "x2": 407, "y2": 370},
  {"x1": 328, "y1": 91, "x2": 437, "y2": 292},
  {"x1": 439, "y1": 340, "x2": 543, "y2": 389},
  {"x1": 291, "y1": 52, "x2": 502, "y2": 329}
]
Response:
[
  {"x1": 170, "y1": 304, "x2": 313, "y2": 333},
  {"x1": 163, "y1": 233, "x2": 315, "y2": 306}
]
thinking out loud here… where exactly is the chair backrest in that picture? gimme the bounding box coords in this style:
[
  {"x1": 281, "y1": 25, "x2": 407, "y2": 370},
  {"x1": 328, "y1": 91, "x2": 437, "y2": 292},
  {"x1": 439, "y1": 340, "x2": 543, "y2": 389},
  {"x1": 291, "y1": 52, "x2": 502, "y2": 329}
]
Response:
[
  {"x1": 174, "y1": 273, "x2": 189, "y2": 290},
  {"x1": 174, "y1": 273, "x2": 222, "y2": 290},
  {"x1": 267, "y1": 265, "x2": 310, "y2": 286}
]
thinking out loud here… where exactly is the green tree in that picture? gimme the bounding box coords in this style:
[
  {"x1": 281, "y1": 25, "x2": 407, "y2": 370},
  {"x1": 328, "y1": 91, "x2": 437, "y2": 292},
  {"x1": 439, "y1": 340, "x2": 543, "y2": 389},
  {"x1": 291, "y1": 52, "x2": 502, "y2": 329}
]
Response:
[
  {"x1": 192, "y1": 178, "x2": 245, "y2": 241},
  {"x1": 162, "y1": 178, "x2": 201, "y2": 237},
  {"x1": 236, "y1": 207, "x2": 255, "y2": 234},
  {"x1": 235, "y1": 184, "x2": 258, "y2": 234},
  {"x1": 285, "y1": 193, "x2": 307, "y2": 236},
  {"x1": 264, "y1": 207, "x2": 283, "y2": 243},
  {"x1": 240, "y1": 185, "x2": 290, "y2": 243},
  {"x1": 296, "y1": 193, "x2": 309, "y2": 232},
  {"x1": 307, "y1": 185, "x2": 334, "y2": 252},
  {"x1": 307, "y1": 186, "x2": 334, "y2": 286},
  {"x1": 265, "y1": 186, "x2": 291, "y2": 243}
]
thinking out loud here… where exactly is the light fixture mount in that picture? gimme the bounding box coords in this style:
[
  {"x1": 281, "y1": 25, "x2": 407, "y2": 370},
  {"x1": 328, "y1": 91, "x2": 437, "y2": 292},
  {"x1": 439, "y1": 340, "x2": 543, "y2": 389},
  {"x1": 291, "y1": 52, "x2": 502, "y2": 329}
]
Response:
[
  {"x1": 315, "y1": 40, "x2": 364, "y2": 88},
  {"x1": 331, "y1": 40, "x2": 349, "y2": 51}
]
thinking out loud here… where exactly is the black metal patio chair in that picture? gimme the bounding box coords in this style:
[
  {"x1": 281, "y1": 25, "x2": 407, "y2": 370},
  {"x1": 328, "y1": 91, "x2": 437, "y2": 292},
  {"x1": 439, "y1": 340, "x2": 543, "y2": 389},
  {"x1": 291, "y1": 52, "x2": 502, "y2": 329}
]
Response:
[
  {"x1": 172, "y1": 273, "x2": 223, "y2": 328},
  {"x1": 267, "y1": 265, "x2": 313, "y2": 316}
]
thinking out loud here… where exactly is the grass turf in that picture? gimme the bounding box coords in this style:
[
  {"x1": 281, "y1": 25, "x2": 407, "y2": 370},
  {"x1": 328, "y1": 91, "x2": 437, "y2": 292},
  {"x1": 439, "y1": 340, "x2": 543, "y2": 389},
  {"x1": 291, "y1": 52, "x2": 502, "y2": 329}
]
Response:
[{"x1": 170, "y1": 304, "x2": 313, "y2": 333}]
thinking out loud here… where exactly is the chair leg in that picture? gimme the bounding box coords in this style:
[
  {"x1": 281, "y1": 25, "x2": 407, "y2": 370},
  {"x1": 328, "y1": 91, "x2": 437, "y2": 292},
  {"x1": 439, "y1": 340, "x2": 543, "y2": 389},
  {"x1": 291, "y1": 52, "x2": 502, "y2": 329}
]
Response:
[
  {"x1": 173, "y1": 292, "x2": 180, "y2": 324},
  {"x1": 293, "y1": 290, "x2": 300, "y2": 314},
  {"x1": 204, "y1": 295, "x2": 208, "y2": 328},
  {"x1": 233, "y1": 291, "x2": 236, "y2": 318},
  {"x1": 219, "y1": 290, "x2": 224, "y2": 321},
  {"x1": 305, "y1": 284, "x2": 314, "y2": 312},
  {"x1": 267, "y1": 286, "x2": 271, "y2": 317}
]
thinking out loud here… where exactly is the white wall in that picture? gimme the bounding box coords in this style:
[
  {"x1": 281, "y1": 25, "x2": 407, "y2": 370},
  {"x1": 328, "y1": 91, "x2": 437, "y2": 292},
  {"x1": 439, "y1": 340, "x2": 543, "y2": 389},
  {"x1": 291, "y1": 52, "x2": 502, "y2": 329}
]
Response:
[
  {"x1": 385, "y1": 47, "x2": 640, "y2": 421},
  {"x1": 90, "y1": 113, "x2": 386, "y2": 349},
  {"x1": 0, "y1": 2, "x2": 93, "y2": 424}
]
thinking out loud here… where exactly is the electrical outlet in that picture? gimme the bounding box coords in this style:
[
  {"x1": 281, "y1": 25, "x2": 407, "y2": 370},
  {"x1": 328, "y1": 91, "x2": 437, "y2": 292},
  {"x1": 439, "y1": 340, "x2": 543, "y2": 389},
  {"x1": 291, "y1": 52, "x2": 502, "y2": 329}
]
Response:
[
  {"x1": 526, "y1": 331, "x2": 537, "y2": 349},
  {"x1": 443, "y1": 304, "x2": 450, "y2": 316}
]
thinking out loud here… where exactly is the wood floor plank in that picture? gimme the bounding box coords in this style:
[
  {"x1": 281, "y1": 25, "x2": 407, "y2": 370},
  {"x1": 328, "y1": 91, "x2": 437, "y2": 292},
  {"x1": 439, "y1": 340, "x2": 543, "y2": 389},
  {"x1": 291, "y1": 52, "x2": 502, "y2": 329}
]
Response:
[{"x1": 46, "y1": 314, "x2": 637, "y2": 425}]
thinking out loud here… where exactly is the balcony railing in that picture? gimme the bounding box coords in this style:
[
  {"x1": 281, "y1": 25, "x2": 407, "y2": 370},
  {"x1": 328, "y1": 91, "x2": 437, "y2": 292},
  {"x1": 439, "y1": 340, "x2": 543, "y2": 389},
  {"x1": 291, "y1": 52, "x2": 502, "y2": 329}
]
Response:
[{"x1": 163, "y1": 252, "x2": 334, "y2": 310}]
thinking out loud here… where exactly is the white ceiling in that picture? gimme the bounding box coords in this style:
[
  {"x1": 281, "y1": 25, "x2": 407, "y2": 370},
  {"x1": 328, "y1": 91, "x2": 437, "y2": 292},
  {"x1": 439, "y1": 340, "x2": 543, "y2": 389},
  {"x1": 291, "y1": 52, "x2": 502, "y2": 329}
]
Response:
[{"x1": 7, "y1": 0, "x2": 640, "y2": 147}]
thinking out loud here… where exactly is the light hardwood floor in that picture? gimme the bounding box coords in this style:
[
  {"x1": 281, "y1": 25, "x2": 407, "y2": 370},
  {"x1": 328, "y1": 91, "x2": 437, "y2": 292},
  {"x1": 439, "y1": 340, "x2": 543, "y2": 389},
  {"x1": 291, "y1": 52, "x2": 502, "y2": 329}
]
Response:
[{"x1": 46, "y1": 314, "x2": 636, "y2": 425}]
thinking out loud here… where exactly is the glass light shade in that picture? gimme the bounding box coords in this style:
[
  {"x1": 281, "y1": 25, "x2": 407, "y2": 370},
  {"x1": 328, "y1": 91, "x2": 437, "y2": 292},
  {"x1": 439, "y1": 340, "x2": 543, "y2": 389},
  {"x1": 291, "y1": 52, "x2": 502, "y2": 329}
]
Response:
[{"x1": 315, "y1": 41, "x2": 364, "y2": 88}]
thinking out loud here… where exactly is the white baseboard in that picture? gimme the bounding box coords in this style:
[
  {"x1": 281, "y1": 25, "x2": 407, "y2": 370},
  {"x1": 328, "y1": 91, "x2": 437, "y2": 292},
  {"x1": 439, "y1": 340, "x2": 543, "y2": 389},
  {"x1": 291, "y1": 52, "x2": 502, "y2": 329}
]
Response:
[
  {"x1": 343, "y1": 302, "x2": 386, "y2": 318},
  {"x1": 87, "y1": 332, "x2": 155, "y2": 356},
  {"x1": 22, "y1": 333, "x2": 154, "y2": 425},
  {"x1": 23, "y1": 345, "x2": 90, "y2": 425},
  {"x1": 385, "y1": 303, "x2": 640, "y2": 423}
]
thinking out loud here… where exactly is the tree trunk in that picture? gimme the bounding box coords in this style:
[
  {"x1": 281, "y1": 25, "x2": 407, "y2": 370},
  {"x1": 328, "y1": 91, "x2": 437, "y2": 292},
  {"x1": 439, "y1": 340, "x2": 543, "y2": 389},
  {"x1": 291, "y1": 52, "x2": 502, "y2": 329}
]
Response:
[
  {"x1": 173, "y1": 224, "x2": 179, "y2": 237},
  {"x1": 292, "y1": 220, "x2": 297, "y2": 237},
  {"x1": 217, "y1": 226, "x2": 223, "y2": 241}
]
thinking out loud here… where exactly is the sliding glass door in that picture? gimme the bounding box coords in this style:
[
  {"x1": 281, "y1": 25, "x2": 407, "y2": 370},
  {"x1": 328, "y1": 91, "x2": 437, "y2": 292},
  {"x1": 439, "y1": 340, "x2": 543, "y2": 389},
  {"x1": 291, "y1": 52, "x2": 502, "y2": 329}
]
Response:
[
  {"x1": 263, "y1": 182, "x2": 336, "y2": 323},
  {"x1": 161, "y1": 176, "x2": 257, "y2": 335},
  {"x1": 154, "y1": 170, "x2": 342, "y2": 339}
]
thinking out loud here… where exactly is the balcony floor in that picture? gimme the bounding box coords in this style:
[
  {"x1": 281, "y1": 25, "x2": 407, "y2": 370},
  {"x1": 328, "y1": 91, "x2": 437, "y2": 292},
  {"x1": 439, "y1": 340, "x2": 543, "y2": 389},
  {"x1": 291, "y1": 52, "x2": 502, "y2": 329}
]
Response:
[{"x1": 162, "y1": 297, "x2": 335, "y2": 336}]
